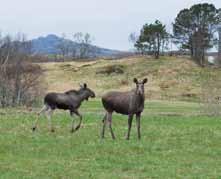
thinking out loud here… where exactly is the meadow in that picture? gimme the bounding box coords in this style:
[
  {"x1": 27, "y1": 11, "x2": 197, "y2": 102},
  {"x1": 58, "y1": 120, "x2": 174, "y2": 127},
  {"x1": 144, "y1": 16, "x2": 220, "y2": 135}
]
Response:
[
  {"x1": 1, "y1": 56, "x2": 221, "y2": 178},
  {"x1": 1, "y1": 99, "x2": 221, "y2": 178}
]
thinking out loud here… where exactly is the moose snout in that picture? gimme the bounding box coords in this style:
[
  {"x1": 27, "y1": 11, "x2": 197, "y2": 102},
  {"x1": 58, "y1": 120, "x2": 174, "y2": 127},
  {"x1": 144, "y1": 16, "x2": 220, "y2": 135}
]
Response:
[
  {"x1": 91, "y1": 93, "x2": 96, "y2": 98},
  {"x1": 137, "y1": 89, "x2": 144, "y2": 95}
]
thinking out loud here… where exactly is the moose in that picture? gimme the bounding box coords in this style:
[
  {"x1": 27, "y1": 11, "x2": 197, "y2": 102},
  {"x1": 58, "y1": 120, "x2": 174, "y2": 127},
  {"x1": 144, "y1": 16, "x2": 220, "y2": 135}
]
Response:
[
  {"x1": 32, "y1": 83, "x2": 95, "y2": 132},
  {"x1": 101, "y1": 78, "x2": 147, "y2": 140}
]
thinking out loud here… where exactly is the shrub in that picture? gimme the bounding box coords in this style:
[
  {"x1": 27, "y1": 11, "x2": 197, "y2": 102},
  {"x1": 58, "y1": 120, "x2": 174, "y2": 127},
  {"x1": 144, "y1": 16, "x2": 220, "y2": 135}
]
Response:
[{"x1": 96, "y1": 65, "x2": 124, "y2": 75}]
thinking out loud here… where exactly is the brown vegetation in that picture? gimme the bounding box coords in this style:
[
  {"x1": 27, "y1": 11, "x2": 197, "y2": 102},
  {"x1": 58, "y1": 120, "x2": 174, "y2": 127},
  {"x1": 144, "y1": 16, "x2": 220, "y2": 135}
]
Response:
[
  {"x1": 0, "y1": 35, "x2": 44, "y2": 107},
  {"x1": 96, "y1": 64, "x2": 124, "y2": 75}
]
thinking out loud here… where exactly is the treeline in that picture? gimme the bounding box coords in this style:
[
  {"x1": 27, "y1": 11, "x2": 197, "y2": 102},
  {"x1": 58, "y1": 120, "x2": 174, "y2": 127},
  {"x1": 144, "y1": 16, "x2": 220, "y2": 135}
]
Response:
[
  {"x1": 130, "y1": 3, "x2": 221, "y2": 66},
  {"x1": 0, "y1": 34, "x2": 43, "y2": 107}
]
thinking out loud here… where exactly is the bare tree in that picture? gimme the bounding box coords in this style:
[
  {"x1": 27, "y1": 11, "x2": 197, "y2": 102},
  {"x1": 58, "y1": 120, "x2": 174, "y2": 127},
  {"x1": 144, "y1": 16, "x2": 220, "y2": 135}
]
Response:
[
  {"x1": 128, "y1": 32, "x2": 139, "y2": 51},
  {"x1": 56, "y1": 33, "x2": 71, "y2": 62},
  {"x1": 0, "y1": 34, "x2": 43, "y2": 107},
  {"x1": 218, "y1": 26, "x2": 221, "y2": 65},
  {"x1": 73, "y1": 32, "x2": 94, "y2": 59},
  {"x1": 71, "y1": 44, "x2": 78, "y2": 60}
]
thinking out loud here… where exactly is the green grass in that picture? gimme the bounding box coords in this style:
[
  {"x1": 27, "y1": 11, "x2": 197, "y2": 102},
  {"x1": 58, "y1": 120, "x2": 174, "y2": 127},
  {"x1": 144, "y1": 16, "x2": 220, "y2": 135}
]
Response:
[{"x1": 0, "y1": 100, "x2": 221, "y2": 178}]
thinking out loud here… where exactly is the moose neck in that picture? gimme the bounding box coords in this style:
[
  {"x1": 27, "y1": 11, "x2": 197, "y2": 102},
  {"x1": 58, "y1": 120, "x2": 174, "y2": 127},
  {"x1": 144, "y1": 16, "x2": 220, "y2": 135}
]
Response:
[
  {"x1": 134, "y1": 91, "x2": 145, "y2": 104},
  {"x1": 78, "y1": 90, "x2": 89, "y2": 102}
]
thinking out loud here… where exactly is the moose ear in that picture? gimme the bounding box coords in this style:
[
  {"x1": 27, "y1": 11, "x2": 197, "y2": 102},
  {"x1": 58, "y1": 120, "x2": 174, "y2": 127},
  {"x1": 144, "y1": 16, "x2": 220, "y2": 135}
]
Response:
[
  {"x1": 79, "y1": 83, "x2": 83, "y2": 88},
  {"x1": 133, "y1": 78, "x2": 138, "y2": 84},
  {"x1": 143, "y1": 78, "x2": 148, "y2": 84},
  {"x1": 83, "y1": 83, "x2": 87, "y2": 88}
]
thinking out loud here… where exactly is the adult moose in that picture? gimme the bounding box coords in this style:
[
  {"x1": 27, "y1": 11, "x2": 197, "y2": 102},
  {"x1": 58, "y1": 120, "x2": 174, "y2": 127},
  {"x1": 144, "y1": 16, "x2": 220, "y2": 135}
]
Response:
[
  {"x1": 32, "y1": 83, "x2": 95, "y2": 132},
  {"x1": 101, "y1": 78, "x2": 148, "y2": 140}
]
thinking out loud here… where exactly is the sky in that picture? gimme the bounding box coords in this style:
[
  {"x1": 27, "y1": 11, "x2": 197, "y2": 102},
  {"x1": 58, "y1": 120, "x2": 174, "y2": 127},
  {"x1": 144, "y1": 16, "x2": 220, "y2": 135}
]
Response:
[{"x1": 0, "y1": 0, "x2": 220, "y2": 51}]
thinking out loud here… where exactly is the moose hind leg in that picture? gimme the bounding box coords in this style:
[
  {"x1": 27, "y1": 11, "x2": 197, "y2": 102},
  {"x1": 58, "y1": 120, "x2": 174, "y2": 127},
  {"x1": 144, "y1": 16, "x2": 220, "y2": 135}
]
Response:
[
  {"x1": 101, "y1": 113, "x2": 107, "y2": 139},
  {"x1": 46, "y1": 108, "x2": 54, "y2": 132},
  {"x1": 107, "y1": 112, "x2": 115, "y2": 139},
  {"x1": 70, "y1": 111, "x2": 75, "y2": 133},
  {"x1": 32, "y1": 105, "x2": 48, "y2": 131}
]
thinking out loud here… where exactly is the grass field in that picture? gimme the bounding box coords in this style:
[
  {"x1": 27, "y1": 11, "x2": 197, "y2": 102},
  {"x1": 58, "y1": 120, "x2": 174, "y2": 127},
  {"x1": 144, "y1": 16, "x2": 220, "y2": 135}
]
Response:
[{"x1": 1, "y1": 99, "x2": 221, "y2": 178}]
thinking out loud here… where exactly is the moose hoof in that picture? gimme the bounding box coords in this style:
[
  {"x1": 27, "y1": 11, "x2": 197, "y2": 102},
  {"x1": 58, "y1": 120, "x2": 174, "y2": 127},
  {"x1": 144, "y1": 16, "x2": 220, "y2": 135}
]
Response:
[
  {"x1": 71, "y1": 129, "x2": 75, "y2": 133},
  {"x1": 32, "y1": 127, "x2": 36, "y2": 131},
  {"x1": 75, "y1": 125, "x2": 81, "y2": 131}
]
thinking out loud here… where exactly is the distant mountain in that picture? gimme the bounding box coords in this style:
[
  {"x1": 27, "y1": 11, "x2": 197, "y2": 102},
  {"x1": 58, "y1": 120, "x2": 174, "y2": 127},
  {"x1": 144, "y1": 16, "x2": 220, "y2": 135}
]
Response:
[{"x1": 31, "y1": 34, "x2": 125, "y2": 58}]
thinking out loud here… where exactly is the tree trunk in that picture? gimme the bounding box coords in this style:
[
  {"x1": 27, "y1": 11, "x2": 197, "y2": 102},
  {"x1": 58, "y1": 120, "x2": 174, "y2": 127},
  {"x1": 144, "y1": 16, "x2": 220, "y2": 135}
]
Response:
[
  {"x1": 190, "y1": 45, "x2": 194, "y2": 57},
  {"x1": 192, "y1": 30, "x2": 205, "y2": 67},
  {"x1": 218, "y1": 28, "x2": 221, "y2": 66},
  {"x1": 155, "y1": 51, "x2": 159, "y2": 59},
  {"x1": 156, "y1": 35, "x2": 160, "y2": 59}
]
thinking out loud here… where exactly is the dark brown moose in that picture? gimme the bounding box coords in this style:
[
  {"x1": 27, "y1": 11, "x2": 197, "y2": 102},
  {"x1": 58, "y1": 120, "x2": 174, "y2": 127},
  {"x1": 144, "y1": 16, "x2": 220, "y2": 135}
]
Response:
[
  {"x1": 32, "y1": 83, "x2": 95, "y2": 132},
  {"x1": 101, "y1": 78, "x2": 147, "y2": 140}
]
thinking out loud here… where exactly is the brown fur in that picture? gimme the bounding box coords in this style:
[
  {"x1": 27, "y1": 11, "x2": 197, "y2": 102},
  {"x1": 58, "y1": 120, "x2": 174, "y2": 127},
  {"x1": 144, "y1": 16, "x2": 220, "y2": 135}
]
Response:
[
  {"x1": 32, "y1": 83, "x2": 95, "y2": 132},
  {"x1": 101, "y1": 78, "x2": 147, "y2": 140}
]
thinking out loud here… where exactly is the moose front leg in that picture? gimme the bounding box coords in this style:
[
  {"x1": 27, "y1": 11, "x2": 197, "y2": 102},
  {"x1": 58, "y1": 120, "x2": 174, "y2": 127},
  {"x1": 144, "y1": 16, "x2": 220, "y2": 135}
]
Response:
[
  {"x1": 73, "y1": 110, "x2": 82, "y2": 131},
  {"x1": 136, "y1": 113, "x2": 141, "y2": 140},
  {"x1": 126, "y1": 114, "x2": 133, "y2": 140}
]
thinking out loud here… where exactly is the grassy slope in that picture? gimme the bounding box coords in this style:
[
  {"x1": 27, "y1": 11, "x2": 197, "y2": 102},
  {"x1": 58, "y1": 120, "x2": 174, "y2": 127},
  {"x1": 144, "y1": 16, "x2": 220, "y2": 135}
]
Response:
[
  {"x1": 0, "y1": 100, "x2": 221, "y2": 178},
  {"x1": 40, "y1": 56, "x2": 221, "y2": 102}
]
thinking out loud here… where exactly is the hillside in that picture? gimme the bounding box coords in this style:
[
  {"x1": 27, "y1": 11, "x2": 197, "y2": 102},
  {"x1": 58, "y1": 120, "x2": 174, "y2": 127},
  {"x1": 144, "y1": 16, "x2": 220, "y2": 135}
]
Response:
[
  {"x1": 39, "y1": 56, "x2": 221, "y2": 102},
  {"x1": 31, "y1": 34, "x2": 124, "y2": 57}
]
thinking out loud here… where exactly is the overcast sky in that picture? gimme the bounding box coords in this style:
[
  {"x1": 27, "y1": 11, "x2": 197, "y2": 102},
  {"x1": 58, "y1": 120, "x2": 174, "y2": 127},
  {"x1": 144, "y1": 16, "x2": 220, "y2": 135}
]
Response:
[{"x1": 0, "y1": 0, "x2": 220, "y2": 50}]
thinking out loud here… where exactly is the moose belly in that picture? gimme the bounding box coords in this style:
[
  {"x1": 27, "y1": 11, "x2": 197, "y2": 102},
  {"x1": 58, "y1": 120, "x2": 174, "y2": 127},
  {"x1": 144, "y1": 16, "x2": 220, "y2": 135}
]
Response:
[
  {"x1": 55, "y1": 101, "x2": 72, "y2": 110},
  {"x1": 112, "y1": 102, "x2": 130, "y2": 115},
  {"x1": 102, "y1": 92, "x2": 131, "y2": 115},
  {"x1": 115, "y1": 109, "x2": 129, "y2": 115}
]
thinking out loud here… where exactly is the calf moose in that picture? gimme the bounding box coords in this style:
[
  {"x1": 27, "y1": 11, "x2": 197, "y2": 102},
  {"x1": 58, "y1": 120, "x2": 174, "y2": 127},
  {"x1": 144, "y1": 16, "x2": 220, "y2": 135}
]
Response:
[
  {"x1": 32, "y1": 83, "x2": 95, "y2": 132},
  {"x1": 101, "y1": 78, "x2": 147, "y2": 140}
]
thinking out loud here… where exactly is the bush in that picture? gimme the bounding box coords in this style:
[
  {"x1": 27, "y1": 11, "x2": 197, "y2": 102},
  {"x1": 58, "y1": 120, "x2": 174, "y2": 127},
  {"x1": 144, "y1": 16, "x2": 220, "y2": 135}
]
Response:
[
  {"x1": 0, "y1": 34, "x2": 44, "y2": 107},
  {"x1": 96, "y1": 65, "x2": 124, "y2": 75},
  {"x1": 0, "y1": 62, "x2": 43, "y2": 107}
]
